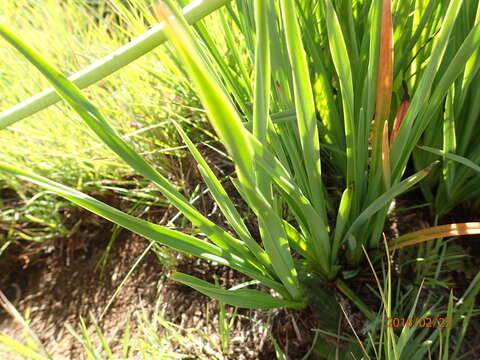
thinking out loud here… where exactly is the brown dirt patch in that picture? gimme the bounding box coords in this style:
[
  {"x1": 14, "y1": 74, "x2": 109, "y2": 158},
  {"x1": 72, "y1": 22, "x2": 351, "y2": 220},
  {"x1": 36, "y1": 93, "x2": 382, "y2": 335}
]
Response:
[
  {"x1": 0, "y1": 193, "x2": 321, "y2": 359},
  {"x1": 0, "y1": 204, "x2": 163, "y2": 359}
]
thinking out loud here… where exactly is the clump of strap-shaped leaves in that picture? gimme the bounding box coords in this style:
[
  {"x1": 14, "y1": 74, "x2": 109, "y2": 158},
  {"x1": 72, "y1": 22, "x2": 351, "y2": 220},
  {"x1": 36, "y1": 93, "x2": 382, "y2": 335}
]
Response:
[
  {"x1": 1, "y1": 0, "x2": 480, "y2": 312},
  {"x1": 410, "y1": 2, "x2": 480, "y2": 216}
]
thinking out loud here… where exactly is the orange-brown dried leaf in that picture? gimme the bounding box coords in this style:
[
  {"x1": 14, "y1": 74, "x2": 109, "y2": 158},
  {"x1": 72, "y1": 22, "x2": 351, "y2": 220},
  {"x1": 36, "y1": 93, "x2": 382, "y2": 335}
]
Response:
[
  {"x1": 372, "y1": 0, "x2": 393, "y2": 149},
  {"x1": 390, "y1": 222, "x2": 480, "y2": 250},
  {"x1": 390, "y1": 99, "x2": 410, "y2": 145}
]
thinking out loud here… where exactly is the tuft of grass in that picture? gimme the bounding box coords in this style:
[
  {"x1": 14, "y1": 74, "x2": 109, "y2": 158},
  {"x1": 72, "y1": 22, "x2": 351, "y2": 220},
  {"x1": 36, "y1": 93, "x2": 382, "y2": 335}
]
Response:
[
  {"x1": 1, "y1": 0, "x2": 480, "y2": 357},
  {"x1": 2, "y1": 0, "x2": 480, "y2": 307}
]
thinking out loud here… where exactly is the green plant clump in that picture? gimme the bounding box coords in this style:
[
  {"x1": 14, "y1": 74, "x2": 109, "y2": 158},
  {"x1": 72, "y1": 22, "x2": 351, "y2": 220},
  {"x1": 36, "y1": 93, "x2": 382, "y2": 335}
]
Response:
[{"x1": 1, "y1": 0, "x2": 480, "y2": 357}]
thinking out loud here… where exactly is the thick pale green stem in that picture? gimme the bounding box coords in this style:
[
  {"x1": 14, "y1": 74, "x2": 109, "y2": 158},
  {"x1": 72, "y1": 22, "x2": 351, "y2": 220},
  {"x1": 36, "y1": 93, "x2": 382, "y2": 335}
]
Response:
[{"x1": 0, "y1": 0, "x2": 231, "y2": 129}]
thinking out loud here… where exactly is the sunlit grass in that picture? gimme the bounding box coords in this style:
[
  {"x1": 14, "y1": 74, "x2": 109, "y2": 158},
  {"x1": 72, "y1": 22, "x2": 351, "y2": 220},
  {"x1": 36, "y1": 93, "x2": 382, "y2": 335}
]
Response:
[
  {"x1": 1, "y1": 0, "x2": 480, "y2": 358},
  {"x1": 0, "y1": 0, "x2": 204, "y2": 187}
]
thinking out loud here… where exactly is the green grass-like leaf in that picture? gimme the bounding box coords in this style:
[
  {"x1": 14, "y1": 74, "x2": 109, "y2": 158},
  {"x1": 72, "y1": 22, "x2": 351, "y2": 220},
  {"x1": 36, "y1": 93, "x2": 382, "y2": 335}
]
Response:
[{"x1": 172, "y1": 272, "x2": 305, "y2": 309}]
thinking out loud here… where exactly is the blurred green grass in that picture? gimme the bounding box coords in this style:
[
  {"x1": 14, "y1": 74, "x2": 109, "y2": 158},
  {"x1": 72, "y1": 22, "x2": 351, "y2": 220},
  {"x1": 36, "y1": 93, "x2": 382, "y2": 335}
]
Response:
[
  {"x1": 0, "y1": 0, "x2": 206, "y2": 187},
  {"x1": 0, "y1": 0, "x2": 223, "y2": 245}
]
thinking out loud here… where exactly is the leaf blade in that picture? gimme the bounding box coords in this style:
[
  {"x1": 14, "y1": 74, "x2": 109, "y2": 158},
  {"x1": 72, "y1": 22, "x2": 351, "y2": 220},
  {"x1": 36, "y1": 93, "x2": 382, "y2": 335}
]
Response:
[{"x1": 172, "y1": 273, "x2": 305, "y2": 310}]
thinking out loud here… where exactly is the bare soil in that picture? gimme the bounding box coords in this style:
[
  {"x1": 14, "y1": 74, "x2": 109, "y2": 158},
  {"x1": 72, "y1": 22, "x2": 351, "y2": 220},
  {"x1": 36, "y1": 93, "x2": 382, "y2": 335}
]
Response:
[{"x1": 0, "y1": 190, "x2": 319, "y2": 359}]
